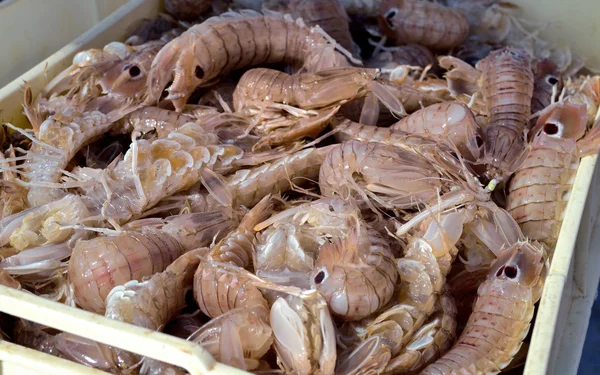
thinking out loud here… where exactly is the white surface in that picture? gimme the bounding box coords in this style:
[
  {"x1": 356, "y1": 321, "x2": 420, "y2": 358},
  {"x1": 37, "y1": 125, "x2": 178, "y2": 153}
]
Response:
[{"x1": 0, "y1": 0, "x2": 127, "y2": 87}]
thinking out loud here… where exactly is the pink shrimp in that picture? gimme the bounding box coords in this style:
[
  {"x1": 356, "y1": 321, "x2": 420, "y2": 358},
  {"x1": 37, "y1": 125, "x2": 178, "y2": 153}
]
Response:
[
  {"x1": 389, "y1": 102, "x2": 484, "y2": 161},
  {"x1": 148, "y1": 10, "x2": 352, "y2": 111},
  {"x1": 311, "y1": 215, "x2": 397, "y2": 320},
  {"x1": 69, "y1": 210, "x2": 233, "y2": 314},
  {"x1": 507, "y1": 102, "x2": 600, "y2": 250},
  {"x1": 420, "y1": 241, "x2": 547, "y2": 374},
  {"x1": 378, "y1": 0, "x2": 469, "y2": 50},
  {"x1": 476, "y1": 47, "x2": 534, "y2": 185}
]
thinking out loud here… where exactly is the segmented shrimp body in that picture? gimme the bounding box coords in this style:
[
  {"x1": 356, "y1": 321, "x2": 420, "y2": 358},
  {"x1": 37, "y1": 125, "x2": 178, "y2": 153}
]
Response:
[
  {"x1": 188, "y1": 306, "x2": 273, "y2": 371},
  {"x1": 149, "y1": 10, "x2": 350, "y2": 111},
  {"x1": 264, "y1": 0, "x2": 358, "y2": 55},
  {"x1": 420, "y1": 241, "x2": 547, "y2": 375},
  {"x1": 319, "y1": 140, "x2": 443, "y2": 211},
  {"x1": 378, "y1": 0, "x2": 469, "y2": 50},
  {"x1": 194, "y1": 196, "x2": 273, "y2": 318},
  {"x1": 367, "y1": 44, "x2": 436, "y2": 70},
  {"x1": 233, "y1": 67, "x2": 379, "y2": 113},
  {"x1": 507, "y1": 102, "x2": 597, "y2": 249},
  {"x1": 100, "y1": 249, "x2": 203, "y2": 369},
  {"x1": 477, "y1": 47, "x2": 534, "y2": 183},
  {"x1": 12, "y1": 98, "x2": 141, "y2": 207},
  {"x1": 385, "y1": 286, "x2": 457, "y2": 373},
  {"x1": 72, "y1": 122, "x2": 243, "y2": 223},
  {"x1": 69, "y1": 210, "x2": 233, "y2": 314},
  {"x1": 311, "y1": 216, "x2": 397, "y2": 320},
  {"x1": 390, "y1": 102, "x2": 484, "y2": 160},
  {"x1": 338, "y1": 203, "x2": 477, "y2": 375}
]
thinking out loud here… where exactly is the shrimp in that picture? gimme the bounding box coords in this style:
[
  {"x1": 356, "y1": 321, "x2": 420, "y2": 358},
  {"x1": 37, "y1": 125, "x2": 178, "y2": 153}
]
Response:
[
  {"x1": 7, "y1": 96, "x2": 142, "y2": 207},
  {"x1": 270, "y1": 289, "x2": 337, "y2": 375},
  {"x1": 530, "y1": 59, "x2": 562, "y2": 126},
  {"x1": 389, "y1": 102, "x2": 484, "y2": 161},
  {"x1": 54, "y1": 249, "x2": 204, "y2": 373},
  {"x1": 0, "y1": 194, "x2": 91, "y2": 252},
  {"x1": 0, "y1": 148, "x2": 28, "y2": 218},
  {"x1": 69, "y1": 210, "x2": 233, "y2": 314},
  {"x1": 384, "y1": 287, "x2": 457, "y2": 373},
  {"x1": 562, "y1": 75, "x2": 600, "y2": 124},
  {"x1": 507, "y1": 102, "x2": 600, "y2": 250},
  {"x1": 187, "y1": 306, "x2": 273, "y2": 371},
  {"x1": 13, "y1": 320, "x2": 59, "y2": 356},
  {"x1": 311, "y1": 215, "x2": 397, "y2": 320},
  {"x1": 70, "y1": 122, "x2": 243, "y2": 224},
  {"x1": 114, "y1": 105, "x2": 217, "y2": 136},
  {"x1": 233, "y1": 67, "x2": 380, "y2": 113},
  {"x1": 476, "y1": 47, "x2": 534, "y2": 185},
  {"x1": 339, "y1": 203, "x2": 477, "y2": 374},
  {"x1": 0, "y1": 267, "x2": 20, "y2": 289},
  {"x1": 420, "y1": 241, "x2": 548, "y2": 375},
  {"x1": 367, "y1": 44, "x2": 436, "y2": 70},
  {"x1": 164, "y1": 0, "x2": 212, "y2": 21},
  {"x1": 125, "y1": 13, "x2": 181, "y2": 46},
  {"x1": 263, "y1": 0, "x2": 359, "y2": 56},
  {"x1": 96, "y1": 41, "x2": 165, "y2": 100},
  {"x1": 319, "y1": 140, "x2": 443, "y2": 212},
  {"x1": 149, "y1": 10, "x2": 354, "y2": 111},
  {"x1": 254, "y1": 197, "x2": 360, "y2": 289},
  {"x1": 194, "y1": 196, "x2": 274, "y2": 318},
  {"x1": 378, "y1": 0, "x2": 469, "y2": 50}
]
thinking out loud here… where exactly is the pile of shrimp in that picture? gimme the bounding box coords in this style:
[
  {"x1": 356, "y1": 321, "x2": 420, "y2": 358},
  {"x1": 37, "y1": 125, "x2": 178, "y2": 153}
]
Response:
[{"x1": 1, "y1": 0, "x2": 599, "y2": 374}]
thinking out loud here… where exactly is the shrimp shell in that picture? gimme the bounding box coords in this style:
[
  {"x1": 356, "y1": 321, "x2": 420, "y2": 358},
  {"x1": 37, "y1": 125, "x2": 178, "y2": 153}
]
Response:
[
  {"x1": 477, "y1": 47, "x2": 534, "y2": 181},
  {"x1": 420, "y1": 241, "x2": 547, "y2": 374},
  {"x1": 389, "y1": 102, "x2": 484, "y2": 160},
  {"x1": 530, "y1": 59, "x2": 562, "y2": 126},
  {"x1": 367, "y1": 44, "x2": 436, "y2": 70},
  {"x1": 506, "y1": 102, "x2": 589, "y2": 249},
  {"x1": 319, "y1": 140, "x2": 443, "y2": 211},
  {"x1": 101, "y1": 249, "x2": 203, "y2": 369},
  {"x1": 384, "y1": 287, "x2": 457, "y2": 373},
  {"x1": 0, "y1": 149, "x2": 28, "y2": 218},
  {"x1": 149, "y1": 10, "x2": 349, "y2": 110},
  {"x1": 378, "y1": 0, "x2": 469, "y2": 50},
  {"x1": 164, "y1": 0, "x2": 211, "y2": 21},
  {"x1": 264, "y1": 0, "x2": 357, "y2": 53},
  {"x1": 233, "y1": 67, "x2": 379, "y2": 112},
  {"x1": 311, "y1": 217, "x2": 397, "y2": 320},
  {"x1": 69, "y1": 210, "x2": 232, "y2": 314},
  {"x1": 73, "y1": 122, "x2": 243, "y2": 223},
  {"x1": 16, "y1": 98, "x2": 141, "y2": 207}
]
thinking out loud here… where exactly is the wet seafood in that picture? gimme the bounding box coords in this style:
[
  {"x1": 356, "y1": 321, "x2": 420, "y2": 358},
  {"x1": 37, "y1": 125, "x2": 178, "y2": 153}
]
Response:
[
  {"x1": 264, "y1": 0, "x2": 359, "y2": 55},
  {"x1": 69, "y1": 210, "x2": 233, "y2": 313},
  {"x1": 477, "y1": 47, "x2": 534, "y2": 185},
  {"x1": 420, "y1": 241, "x2": 547, "y2": 374},
  {"x1": 149, "y1": 10, "x2": 354, "y2": 111},
  {"x1": 378, "y1": 0, "x2": 469, "y2": 50},
  {"x1": 164, "y1": 0, "x2": 211, "y2": 22},
  {"x1": 507, "y1": 102, "x2": 600, "y2": 249},
  {"x1": 311, "y1": 216, "x2": 397, "y2": 320},
  {"x1": 389, "y1": 102, "x2": 484, "y2": 160}
]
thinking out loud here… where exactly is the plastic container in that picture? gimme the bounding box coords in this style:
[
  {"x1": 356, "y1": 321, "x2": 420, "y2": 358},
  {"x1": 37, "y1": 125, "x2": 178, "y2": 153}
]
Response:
[
  {"x1": 0, "y1": 0, "x2": 598, "y2": 374},
  {"x1": 0, "y1": 0, "x2": 128, "y2": 88}
]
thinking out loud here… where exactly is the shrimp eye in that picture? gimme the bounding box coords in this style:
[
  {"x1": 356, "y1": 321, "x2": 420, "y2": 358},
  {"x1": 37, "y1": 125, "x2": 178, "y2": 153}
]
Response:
[
  {"x1": 128, "y1": 65, "x2": 141, "y2": 78},
  {"x1": 195, "y1": 65, "x2": 205, "y2": 79},
  {"x1": 547, "y1": 76, "x2": 559, "y2": 85},
  {"x1": 475, "y1": 135, "x2": 484, "y2": 148},
  {"x1": 328, "y1": 205, "x2": 335, "y2": 212},
  {"x1": 496, "y1": 265, "x2": 518, "y2": 279},
  {"x1": 314, "y1": 271, "x2": 326, "y2": 284},
  {"x1": 543, "y1": 123, "x2": 559, "y2": 135},
  {"x1": 384, "y1": 8, "x2": 398, "y2": 29},
  {"x1": 503, "y1": 266, "x2": 518, "y2": 279}
]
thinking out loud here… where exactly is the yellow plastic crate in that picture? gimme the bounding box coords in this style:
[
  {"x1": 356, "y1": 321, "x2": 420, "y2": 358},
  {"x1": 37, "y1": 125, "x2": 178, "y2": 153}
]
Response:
[
  {"x1": 0, "y1": 0, "x2": 129, "y2": 87},
  {"x1": 0, "y1": 0, "x2": 598, "y2": 374}
]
